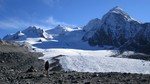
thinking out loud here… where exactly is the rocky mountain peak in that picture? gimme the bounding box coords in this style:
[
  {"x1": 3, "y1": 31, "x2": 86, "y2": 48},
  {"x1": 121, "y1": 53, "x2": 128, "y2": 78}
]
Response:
[
  {"x1": 109, "y1": 6, "x2": 126, "y2": 14},
  {"x1": 22, "y1": 26, "x2": 49, "y2": 38},
  {"x1": 16, "y1": 31, "x2": 25, "y2": 36},
  {"x1": 23, "y1": 26, "x2": 43, "y2": 33},
  {"x1": 3, "y1": 26, "x2": 50, "y2": 41},
  {"x1": 86, "y1": 6, "x2": 150, "y2": 53},
  {"x1": 54, "y1": 25, "x2": 64, "y2": 29},
  {"x1": 46, "y1": 25, "x2": 74, "y2": 36},
  {"x1": 83, "y1": 18, "x2": 101, "y2": 32},
  {"x1": 102, "y1": 6, "x2": 132, "y2": 23}
]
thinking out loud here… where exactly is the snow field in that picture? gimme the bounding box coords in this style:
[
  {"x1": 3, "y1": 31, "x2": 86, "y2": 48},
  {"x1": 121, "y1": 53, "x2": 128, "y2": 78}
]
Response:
[{"x1": 39, "y1": 49, "x2": 150, "y2": 74}]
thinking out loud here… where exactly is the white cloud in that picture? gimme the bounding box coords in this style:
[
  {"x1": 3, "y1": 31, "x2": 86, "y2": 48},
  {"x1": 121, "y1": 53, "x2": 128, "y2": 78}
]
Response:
[
  {"x1": 44, "y1": 16, "x2": 76, "y2": 27},
  {"x1": 0, "y1": 18, "x2": 29, "y2": 29},
  {"x1": 0, "y1": 18, "x2": 46, "y2": 30},
  {"x1": 0, "y1": 16, "x2": 76, "y2": 30}
]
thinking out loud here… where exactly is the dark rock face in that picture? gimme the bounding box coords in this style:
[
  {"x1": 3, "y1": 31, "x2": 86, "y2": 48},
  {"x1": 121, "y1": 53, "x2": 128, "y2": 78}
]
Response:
[
  {"x1": 49, "y1": 55, "x2": 65, "y2": 71},
  {"x1": 82, "y1": 18, "x2": 101, "y2": 41},
  {"x1": 86, "y1": 7, "x2": 150, "y2": 53},
  {"x1": 121, "y1": 23, "x2": 150, "y2": 53}
]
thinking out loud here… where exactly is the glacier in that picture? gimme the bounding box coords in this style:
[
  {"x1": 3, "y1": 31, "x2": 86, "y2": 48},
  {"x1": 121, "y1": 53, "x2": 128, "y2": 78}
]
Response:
[{"x1": 2, "y1": 6, "x2": 150, "y2": 74}]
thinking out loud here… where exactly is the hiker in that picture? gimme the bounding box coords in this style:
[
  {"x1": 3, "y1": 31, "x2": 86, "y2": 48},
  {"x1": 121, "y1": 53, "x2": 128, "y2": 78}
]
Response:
[{"x1": 45, "y1": 61, "x2": 50, "y2": 76}]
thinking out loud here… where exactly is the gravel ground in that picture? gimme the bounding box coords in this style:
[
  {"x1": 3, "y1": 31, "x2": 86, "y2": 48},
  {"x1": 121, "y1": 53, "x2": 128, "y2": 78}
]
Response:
[
  {"x1": 1, "y1": 69, "x2": 150, "y2": 84},
  {"x1": 0, "y1": 41, "x2": 150, "y2": 84}
]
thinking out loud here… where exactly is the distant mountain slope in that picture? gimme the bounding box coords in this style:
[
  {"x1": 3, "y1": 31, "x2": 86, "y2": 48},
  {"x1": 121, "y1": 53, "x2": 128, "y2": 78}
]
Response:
[
  {"x1": 3, "y1": 26, "x2": 51, "y2": 41},
  {"x1": 86, "y1": 6, "x2": 150, "y2": 53},
  {"x1": 2, "y1": 6, "x2": 150, "y2": 74},
  {"x1": 0, "y1": 40, "x2": 32, "y2": 52},
  {"x1": 82, "y1": 18, "x2": 101, "y2": 41},
  {"x1": 3, "y1": 6, "x2": 150, "y2": 53},
  {"x1": 46, "y1": 25, "x2": 75, "y2": 37},
  {"x1": 88, "y1": 6, "x2": 141, "y2": 46}
]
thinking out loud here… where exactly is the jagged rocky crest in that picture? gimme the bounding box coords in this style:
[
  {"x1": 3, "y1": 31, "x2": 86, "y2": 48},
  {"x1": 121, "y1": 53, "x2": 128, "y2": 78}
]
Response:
[
  {"x1": 82, "y1": 18, "x2": 101, "y2": 41},
  {"x1": 46, "y1": 25, "x2": 74, "y2": 36},
  {"x1": 3, "y1": 6, "x2": 150, "y2": 53},
  {"x1": 87, "y1": 6, "x2": 150, "y2": 53},
  {"x1": 3, "y1": 26, "x2": 51, "y2": 40}
]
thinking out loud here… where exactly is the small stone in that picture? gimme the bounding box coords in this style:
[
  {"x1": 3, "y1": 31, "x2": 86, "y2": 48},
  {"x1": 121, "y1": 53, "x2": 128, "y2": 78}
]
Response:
[
  {"x1": 141, "y1": 79, "x2": 147, "y2": 82},
  {"x1": 58, "y1": 80, "x2": 62, "y2": 84},
  {"x1": 93, "y1": 73, "x2": 99, "y2": 77},
  {"x1": 71, "y1": 80, "x2": 78, "y2": 83},
  {"x1": 39, "y1": 74, "x2": 46, "y2": 77},
  {"x1": 84, "y1": 82, "x2": 91, "y2": 84},
  {"x1": 27, "y1": 81, "x2": 30, "y2": 84},
  {"x1": 97, "y1": 80, "x2": 101, "y2": 82},
  {"x1": 0, "y1": 60, "x2": 4, "y2": 63},
  {"x1": 10, "y1": 69, "x2": 14, "y2": 72},
  {"x1": 26, "y1": 66, "x2": 37, "y2": 72}
]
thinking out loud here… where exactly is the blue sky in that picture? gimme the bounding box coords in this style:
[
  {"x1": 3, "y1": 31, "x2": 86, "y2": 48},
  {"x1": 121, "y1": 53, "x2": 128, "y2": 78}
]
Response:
[{"x1": 0, "y1": 0, "x2": 150, "y2": 38}]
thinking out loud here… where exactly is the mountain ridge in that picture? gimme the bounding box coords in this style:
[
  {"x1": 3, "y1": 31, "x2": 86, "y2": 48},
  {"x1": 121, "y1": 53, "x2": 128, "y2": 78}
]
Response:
[
  {"x1": 3, "y1": 6, "x2": 150, "y2": 53},
  {"x1": 3, "y1": 26, "x2": 52, "y2": 41},
  {"x1": 86, "y1": 7, "x2": 150, "y2": 53}
]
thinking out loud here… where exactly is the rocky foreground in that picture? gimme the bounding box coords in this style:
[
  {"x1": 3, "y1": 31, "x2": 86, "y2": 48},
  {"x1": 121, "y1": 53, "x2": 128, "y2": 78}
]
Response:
[
  {"x1": 1, "y1": 70, "x2": 150, "y2": 84},
  {"x1": 0, "y1": 41, "x2": 150, "y2": 84}
]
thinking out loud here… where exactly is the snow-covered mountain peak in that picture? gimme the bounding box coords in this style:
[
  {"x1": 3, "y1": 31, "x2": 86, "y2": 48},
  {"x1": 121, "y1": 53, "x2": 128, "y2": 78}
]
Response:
[
  {"x1": 53, "y1": 25, "x2": 74, "y2": 31},
  {"x1": 86, "y1": 7, "x2": 150, "y2": 53},
  {"x1": 83, "y1": 18, "x2": 101, "y2": 32},
  {"x1": 46, "y1": 25, "x2": 74, "y2": 36},
  {"x1": 23, "y1": 26, "x2": 43, "y2": 33},
  {"x1": 16, "y1": 31, "x2": 25, "y2": 36},
  {"x1": 109, "y1": 6, "x2": 124, "y2": 14},
  {"x1": 102, "y1": 6, "x2": 132, "y2": 22},
  {"x1": 3, "y1": 26, "x2": 51, "y2": 41},
  {"x1": 22, "y1": 26, "x2": 49, "y2": 38},
  {"x1": 82, "y1": 18, "x2": 101, "y2": 41},
  {"x1": 109, "y1": 6, "x2": 130, "y2": 17},
  {"x1": 3, "y1": 31, "x2": 26, "y2": 41},
  {"x1": 54, "y1": 25, "x2": 63, "y2": 29}
]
